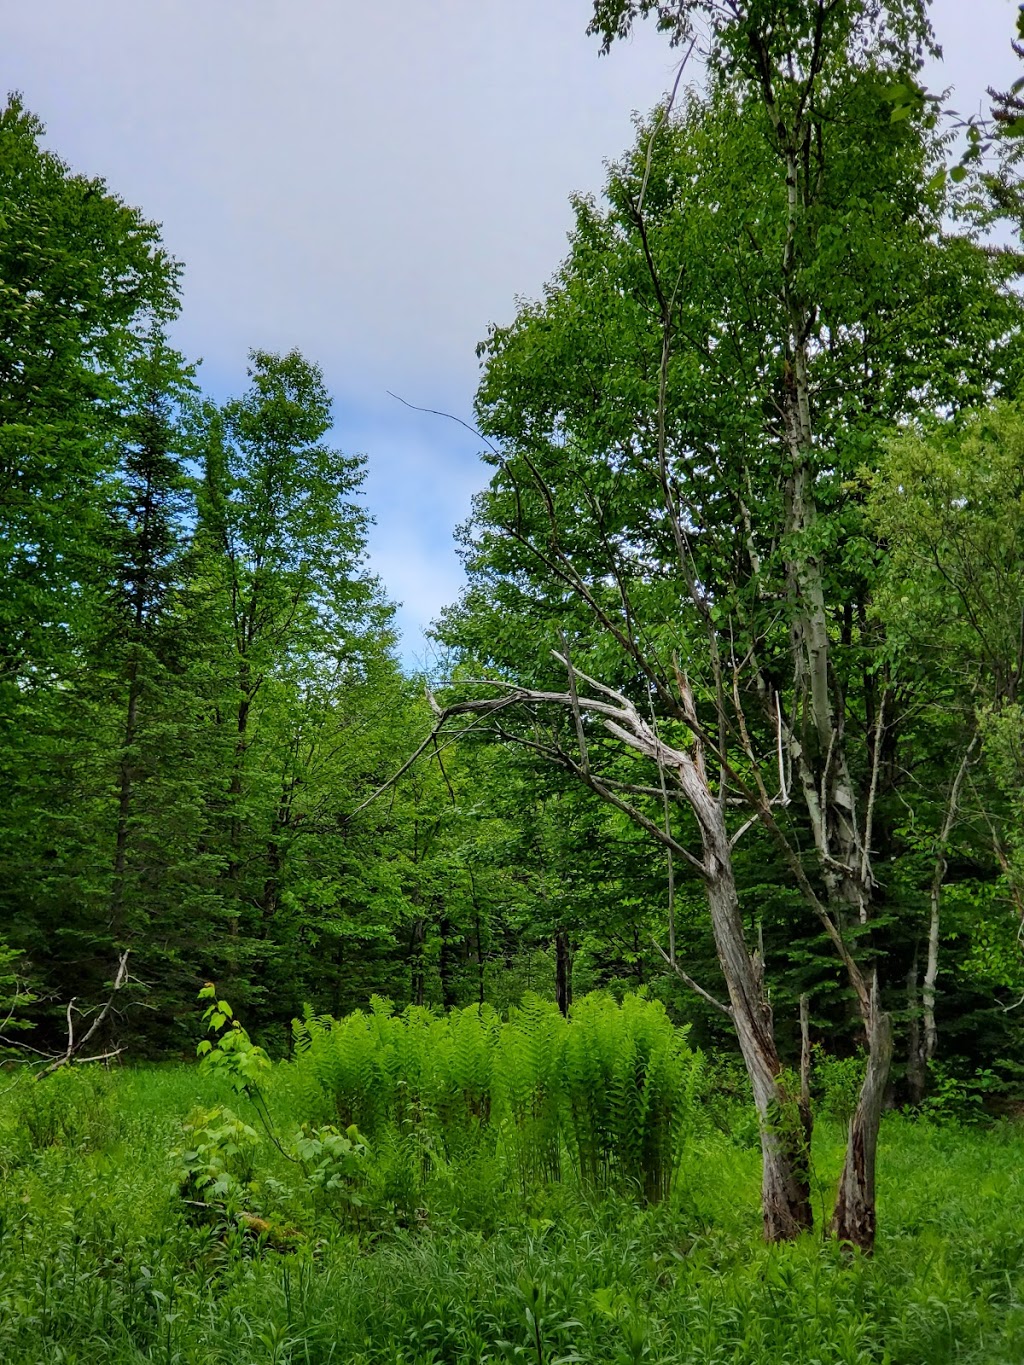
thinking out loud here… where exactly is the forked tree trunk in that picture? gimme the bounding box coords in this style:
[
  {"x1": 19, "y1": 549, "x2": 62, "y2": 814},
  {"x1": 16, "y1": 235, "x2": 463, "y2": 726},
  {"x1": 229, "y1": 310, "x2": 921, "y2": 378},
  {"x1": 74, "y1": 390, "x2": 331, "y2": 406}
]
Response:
[
  {"x1": 783, "y1": 326, "x2": 894, "y2": 1254},
  {"x1": 832, "y1": 980, "x2": 893, "y2": 1252}
]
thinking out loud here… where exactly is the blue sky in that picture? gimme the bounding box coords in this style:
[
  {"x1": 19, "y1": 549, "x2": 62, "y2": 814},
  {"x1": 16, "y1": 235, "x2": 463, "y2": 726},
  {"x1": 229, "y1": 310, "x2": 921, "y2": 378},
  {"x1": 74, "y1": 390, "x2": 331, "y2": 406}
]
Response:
[{"x1": 8, "y1": 0, "x2": 1021, "y2": 665}]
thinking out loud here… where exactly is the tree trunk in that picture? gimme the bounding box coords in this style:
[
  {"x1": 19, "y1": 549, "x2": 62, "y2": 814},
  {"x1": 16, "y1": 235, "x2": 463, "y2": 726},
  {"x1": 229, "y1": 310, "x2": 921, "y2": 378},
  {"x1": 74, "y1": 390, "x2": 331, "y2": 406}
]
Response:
[
  {"x1": 433, "y1": 675, "x2": 813, "y2": 1240},
  {"x1": 783, "y1": 313, "x2": 893, "y2": 1253},
  {"x1": 705, "y1": 870, "x2": 813, "y2": 1240},
  {"x1": 109, "y1": 669, "x2": 140, "y2": 938},
  {"x1": 410, "y1": 917, "x2": 426, "y2": 1007},
  {"x1": 555, "y1": 927, "x2": 572, "y2": 1017},
  {"x1": 832, "y1": 979, "x2": 893, "y2": 1253},
  {"x1": 439, "y1": 915, "x2": 458, "y2": 1010},
  {"x1": 906, "y1": 949, "x2": 926, "y2": 1106},
  {"x1": 922, "y1": 738, "x2": 978, "y2": 1077},
  {"x1": 475, "y1": 910, "x2": 485, "y2": 1006}
]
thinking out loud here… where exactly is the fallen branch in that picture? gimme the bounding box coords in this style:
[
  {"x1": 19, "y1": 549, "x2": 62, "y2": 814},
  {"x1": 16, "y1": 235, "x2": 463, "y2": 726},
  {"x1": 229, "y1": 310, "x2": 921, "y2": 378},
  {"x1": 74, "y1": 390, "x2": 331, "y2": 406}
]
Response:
[{"x1": 34, "y1": 951, "x2": 132, "y2": 1080}]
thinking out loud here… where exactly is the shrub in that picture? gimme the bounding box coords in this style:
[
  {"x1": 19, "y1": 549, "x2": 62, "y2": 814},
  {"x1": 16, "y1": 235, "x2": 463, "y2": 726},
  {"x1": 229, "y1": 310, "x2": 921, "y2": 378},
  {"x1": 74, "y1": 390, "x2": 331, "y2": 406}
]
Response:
[
  {"x1": 9, "y1": 1065, "x2": 116, "y2": 1153},
  {"x1": 173, "y1": 1104, "x2": 261, "y2": 1210},
  {"x1": 813, "y1": 1048, "x2": 864, "y2": 1126},
  {"x1": 560, "y1": 992, "x2": 700, "y2": 1202}
]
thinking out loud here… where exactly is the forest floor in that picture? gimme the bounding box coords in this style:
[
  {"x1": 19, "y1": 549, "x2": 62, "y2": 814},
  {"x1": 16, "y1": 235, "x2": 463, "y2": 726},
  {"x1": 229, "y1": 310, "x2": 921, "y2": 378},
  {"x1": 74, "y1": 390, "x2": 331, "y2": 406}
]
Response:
[{"x1": 0, "y1": 1064, "x2": 1021, "y2": 1364}]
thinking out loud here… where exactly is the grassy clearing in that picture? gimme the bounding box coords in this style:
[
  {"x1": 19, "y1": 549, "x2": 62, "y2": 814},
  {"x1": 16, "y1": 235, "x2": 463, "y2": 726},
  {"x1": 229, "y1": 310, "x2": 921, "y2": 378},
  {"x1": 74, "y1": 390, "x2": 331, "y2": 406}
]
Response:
[{"x1": 0, "y1": 1021, "x2": 1022, "y2": 1363}]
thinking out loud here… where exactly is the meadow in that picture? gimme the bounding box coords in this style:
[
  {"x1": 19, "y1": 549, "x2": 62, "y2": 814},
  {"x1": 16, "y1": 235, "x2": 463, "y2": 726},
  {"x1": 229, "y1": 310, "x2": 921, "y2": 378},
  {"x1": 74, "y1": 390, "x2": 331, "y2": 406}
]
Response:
[{"x1": 0, "y1": 994, "x2": 1022, "y2": 1365}]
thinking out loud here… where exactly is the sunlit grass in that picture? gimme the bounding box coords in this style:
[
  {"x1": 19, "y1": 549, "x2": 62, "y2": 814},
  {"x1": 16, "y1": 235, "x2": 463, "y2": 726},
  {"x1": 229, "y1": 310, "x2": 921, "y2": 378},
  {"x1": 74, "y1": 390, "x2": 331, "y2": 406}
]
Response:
[{"x1": 0, "y1": 1063, "x2": 1021, "y2": 1363}]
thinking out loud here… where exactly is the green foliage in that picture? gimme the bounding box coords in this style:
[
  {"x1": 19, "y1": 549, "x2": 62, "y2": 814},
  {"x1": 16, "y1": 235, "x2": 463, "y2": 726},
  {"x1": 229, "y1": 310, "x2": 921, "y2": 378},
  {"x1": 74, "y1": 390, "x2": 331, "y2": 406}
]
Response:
[
  {"x1": 811, "y1": 1048, "x2": 865, "y2": 1127},
  {"x1": 173, "y1": 1104, "x2": 261, "y2": 1208},
  {"x1": 289, "y1": 990, "x2": 700, "y2": 1206},
  {"x1": 7, "y1": 1066, "x2": 116, "y2": 1155},
  {"x1": 918, "y1": 1062, "x2": 1003, "y2": 1126},
  {"x1": 196, "y1": 983, "x2": 271, "y2": 1093},
  {"x1": 4, "y1": 1, "x2": 1024, "y2": 1285},
  {"x1": 560, "y1": 992, "x2": 699, "y2": 1202},
  {"x1": 294, "y1": 1122, "x2": 370, "y2": 1220},
  {"x1": 0, "y1": 942, "x2": 33, "y2": 1042},
  {"x1": 1, "y1": 1065, "x2": 1024, "y2": 1361}
]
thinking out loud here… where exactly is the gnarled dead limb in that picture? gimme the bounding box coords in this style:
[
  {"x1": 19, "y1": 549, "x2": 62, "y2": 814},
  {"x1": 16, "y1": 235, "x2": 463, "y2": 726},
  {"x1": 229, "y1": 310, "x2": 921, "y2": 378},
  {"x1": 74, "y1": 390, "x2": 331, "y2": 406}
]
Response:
[{"x1": 29, "y1": 951, "x2": 132, "y2": 1080}]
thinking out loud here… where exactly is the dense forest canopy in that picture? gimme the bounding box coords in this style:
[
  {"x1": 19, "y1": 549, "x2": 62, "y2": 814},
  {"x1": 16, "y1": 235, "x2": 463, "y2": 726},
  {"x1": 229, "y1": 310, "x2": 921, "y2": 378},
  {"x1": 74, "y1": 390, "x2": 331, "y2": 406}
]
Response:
[{"x1": 2, "y1": 0, "x2": 1024, "y2": 1259}]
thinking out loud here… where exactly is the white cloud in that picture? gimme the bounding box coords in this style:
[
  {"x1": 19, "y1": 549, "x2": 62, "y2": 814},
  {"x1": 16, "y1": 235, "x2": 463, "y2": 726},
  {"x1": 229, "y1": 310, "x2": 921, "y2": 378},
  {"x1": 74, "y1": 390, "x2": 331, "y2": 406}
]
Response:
[{"x1": 9, "y1": 0, "x2": 1020, "y2": 662}]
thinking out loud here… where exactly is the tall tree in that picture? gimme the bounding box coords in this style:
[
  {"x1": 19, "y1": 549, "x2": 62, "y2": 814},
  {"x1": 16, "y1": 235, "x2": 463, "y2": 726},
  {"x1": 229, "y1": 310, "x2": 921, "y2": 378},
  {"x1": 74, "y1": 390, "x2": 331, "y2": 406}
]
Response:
[
  {"x1": 100, "y1": 337, "x2": 197, "y2": 941},
  {"x1": 190, "y1": 349, "x2": 395, "y2": 1001},
  {"x1": 436, "y1": 2, "x2": 1018, "y2": 1248},
  {"x1": 870, "y1": 400, "x2": 1024, "y2": 1088},
  {"x1": 0, "y1": 96, "x2": 182, "y2": 1022},
  {"x1": 0, "y1": 95, "x2": 180, "y2": 690}
]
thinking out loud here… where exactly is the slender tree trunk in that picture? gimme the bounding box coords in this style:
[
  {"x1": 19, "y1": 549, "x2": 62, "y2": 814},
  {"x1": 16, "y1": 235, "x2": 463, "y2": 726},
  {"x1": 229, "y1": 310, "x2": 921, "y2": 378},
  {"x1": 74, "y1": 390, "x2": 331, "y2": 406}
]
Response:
[
  {"x1": 799, "y1": 993, "x2": 812, "y2": 1137},
  {"x1": 555, "y1": 927, "x2": 572, "y2": 1017},
  {"x1": 704, "y1": 869, "x2": 812, "y2": 1239},
  {"x1": 331, "y1": 943, "x2": 345, "y2": 1016},
  {"x1": 923, "y1": 738, "x2": 978, "y2": 1074},
  {"x1": 110, "y1": 669, "x2": 140, "y2": 938},
  {"x1": 783, "y1": 312, "x2": 892, "y2": 1254},
  {"x1": 410, "y1": 917, "x2": 426, "y2": 1008},
  {"x1": 439, "y1": 915, "x2": 457, "y2": 1010},
  {"x1": 922, "y1": 878, "x2": 941, "y2": 1068},
  {"x1": 110, "y1": 463, "x2": 157, "y2": 940},
  {"x1": 906, "y1": 948, "x2": 926, "y2": 1106},
  {"x1": 686, "y1": 766, "x2": 812, "y2": 1240},
  {"x1": 260, "y1": 773, "x2": 296, "y2": 934},
  {"x1": 475, "y1": 910, "x2": 485, "y2": 1006}
]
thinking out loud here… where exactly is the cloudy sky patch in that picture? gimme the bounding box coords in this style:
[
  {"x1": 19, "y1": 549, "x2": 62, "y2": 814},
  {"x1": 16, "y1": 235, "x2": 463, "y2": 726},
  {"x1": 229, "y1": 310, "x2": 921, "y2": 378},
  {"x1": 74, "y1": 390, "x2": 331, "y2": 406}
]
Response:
[{"x1": 8, "y1": 0, "x2": 1020, "y2": 659}]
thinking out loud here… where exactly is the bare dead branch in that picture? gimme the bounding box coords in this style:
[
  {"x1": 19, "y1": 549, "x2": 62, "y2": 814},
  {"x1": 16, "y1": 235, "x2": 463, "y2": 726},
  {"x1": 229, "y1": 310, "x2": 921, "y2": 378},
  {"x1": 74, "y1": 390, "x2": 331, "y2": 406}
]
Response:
[
  {"x1": 35, "y1": 951, "x2": 131, "y2": 1080},
  {"x1": 651, "y1": 937, "x2": 732, "y2": 1016}
]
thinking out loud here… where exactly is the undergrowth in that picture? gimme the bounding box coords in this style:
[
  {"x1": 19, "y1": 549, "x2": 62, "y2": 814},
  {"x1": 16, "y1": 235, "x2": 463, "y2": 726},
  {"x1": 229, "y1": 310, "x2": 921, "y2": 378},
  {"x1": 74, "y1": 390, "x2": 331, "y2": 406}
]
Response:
[
  {"x1": 286, "y1": 991, "x2": 700, "y2": 1204},
  {"x1": 0, "y1": 996, "x2": 1021, "y2": 1362}
]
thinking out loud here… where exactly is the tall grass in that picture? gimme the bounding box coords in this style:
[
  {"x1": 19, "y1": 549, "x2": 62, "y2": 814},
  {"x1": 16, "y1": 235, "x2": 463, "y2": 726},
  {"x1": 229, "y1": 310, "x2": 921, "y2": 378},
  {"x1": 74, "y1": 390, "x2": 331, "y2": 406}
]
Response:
[
  {"x1": 0, "y1": 1070, "x2": 1023, "y2": 1362},
  {"x1": 0, "y1": 999, "x2": 1023, "y2": 1362}
]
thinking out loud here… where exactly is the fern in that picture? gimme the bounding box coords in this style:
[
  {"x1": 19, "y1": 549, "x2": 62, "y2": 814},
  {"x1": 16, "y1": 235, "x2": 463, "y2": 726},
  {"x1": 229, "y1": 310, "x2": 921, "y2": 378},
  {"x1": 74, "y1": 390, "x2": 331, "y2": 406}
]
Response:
[{"x1": 286, "y1": 989, "x2": 701, "y2": 1207}]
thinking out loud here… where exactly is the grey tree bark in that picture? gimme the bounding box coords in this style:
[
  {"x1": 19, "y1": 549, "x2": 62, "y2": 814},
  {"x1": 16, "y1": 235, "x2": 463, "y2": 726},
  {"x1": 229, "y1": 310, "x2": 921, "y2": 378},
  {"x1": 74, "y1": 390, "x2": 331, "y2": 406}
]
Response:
[{"x1": 429, "y1": 672, "x2": 813, "y2": 1240}]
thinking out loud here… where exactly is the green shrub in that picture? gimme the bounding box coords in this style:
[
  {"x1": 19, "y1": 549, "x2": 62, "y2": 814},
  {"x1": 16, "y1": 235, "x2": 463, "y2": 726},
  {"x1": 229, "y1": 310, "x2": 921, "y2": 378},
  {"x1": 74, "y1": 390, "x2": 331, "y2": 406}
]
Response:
[
  {"x1": 9, "y1": 1065, "x2": 116, "y2": 1153},
  {"x1": 173, "y1": 1104, "x2": 262, "y2": 1210},
  {"x1": 290, "y1": 996, "x2": 401, "y2": 1135},
  {"x1": 560, "y1": 992, "x2": 700, "y2": 1202},
  {"x1": 3, "y1": 1060, "x2": 1024, "y2": 1361},
  {"x1": 495, "y1": 994, "x2": 566, "y2": 1190},
  {"x1": 813, "y1": 1047, "x2": 864, "y2": 1126},
  {"x1": 919, "y1": 1060, "x2": 1001, "y2": 1125}
]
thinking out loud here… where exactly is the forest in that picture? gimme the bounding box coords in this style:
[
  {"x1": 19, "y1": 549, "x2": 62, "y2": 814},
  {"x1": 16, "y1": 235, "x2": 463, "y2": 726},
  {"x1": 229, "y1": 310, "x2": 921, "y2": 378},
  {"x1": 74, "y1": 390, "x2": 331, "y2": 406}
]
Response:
[{"x1": 3, "y1": 0, "x2": 1024, "y2": 1359}]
